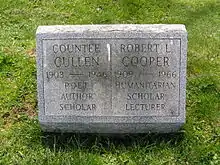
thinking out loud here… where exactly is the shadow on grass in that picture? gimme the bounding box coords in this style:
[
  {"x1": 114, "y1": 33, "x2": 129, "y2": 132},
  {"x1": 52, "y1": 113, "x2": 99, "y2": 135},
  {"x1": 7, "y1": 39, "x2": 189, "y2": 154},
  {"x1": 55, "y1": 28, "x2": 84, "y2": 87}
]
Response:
[{"x1": 42, "y1": 132, "x2": 185, "y2": 153}]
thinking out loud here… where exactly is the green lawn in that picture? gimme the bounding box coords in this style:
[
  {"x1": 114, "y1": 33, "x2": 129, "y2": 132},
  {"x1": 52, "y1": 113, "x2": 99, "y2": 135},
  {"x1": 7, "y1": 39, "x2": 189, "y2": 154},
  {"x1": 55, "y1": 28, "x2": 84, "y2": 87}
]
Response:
[{"x1": 0, "y1": 0, "x2": 219, "y2": 164}]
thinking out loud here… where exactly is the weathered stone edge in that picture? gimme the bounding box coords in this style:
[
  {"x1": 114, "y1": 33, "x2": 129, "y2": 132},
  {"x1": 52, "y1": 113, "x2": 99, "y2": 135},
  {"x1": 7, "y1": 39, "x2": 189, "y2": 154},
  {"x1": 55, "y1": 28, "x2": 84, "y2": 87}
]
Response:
[
  {"x1": 40, "y1": 122, "x2": 184, "y2": 133},
  {"x1": 36, "y1": 24, "x2": 186, "y2": 34}
]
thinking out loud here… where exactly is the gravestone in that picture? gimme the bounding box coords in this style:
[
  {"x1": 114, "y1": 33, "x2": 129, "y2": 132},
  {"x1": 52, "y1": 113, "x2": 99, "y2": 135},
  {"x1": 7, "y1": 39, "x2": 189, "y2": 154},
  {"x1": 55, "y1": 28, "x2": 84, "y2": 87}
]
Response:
[{"x1": 36, "y1": 24, "x2": 187, "y2": 133}]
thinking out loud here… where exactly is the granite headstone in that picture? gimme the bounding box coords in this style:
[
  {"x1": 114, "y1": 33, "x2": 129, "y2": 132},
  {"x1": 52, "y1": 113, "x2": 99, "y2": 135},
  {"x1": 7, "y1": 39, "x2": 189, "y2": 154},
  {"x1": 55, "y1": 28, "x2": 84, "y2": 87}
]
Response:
[{"x1": 36, "y1": 24, "x2": 187, "y2": 133}]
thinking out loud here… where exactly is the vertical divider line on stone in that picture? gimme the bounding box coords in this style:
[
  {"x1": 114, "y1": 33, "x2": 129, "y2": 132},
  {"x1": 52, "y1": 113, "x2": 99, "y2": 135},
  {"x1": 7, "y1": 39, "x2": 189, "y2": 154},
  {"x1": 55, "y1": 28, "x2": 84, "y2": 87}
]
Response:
[{"x1": 107, "y1": 43, "x2": 113, "y2": 112}]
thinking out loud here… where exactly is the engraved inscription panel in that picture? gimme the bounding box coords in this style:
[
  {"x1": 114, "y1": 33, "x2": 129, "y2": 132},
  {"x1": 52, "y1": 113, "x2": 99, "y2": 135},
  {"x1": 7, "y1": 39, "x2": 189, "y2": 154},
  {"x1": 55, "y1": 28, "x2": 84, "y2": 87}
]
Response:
[
  {"x1": 111, "y1": 39, "x2": 180, "y2": 117},
  {"x1": 42, "y1": 39, "x2": 181, "y2": 117},
  {"x1": 43, "y1": 39, "x2": 112, "y2": 116}
]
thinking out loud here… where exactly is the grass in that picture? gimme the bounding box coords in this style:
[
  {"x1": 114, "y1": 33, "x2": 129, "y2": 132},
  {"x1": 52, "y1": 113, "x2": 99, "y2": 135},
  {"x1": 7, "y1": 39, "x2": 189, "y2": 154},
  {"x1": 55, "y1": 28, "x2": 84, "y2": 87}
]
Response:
[{"x1": 0, "y1": 0, "x2": 219, "y2": 164}]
